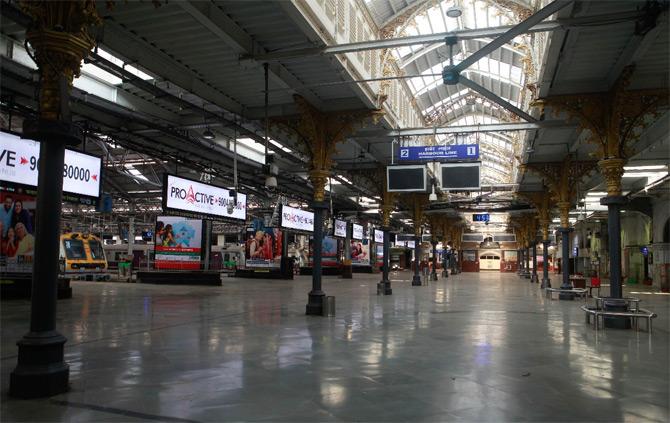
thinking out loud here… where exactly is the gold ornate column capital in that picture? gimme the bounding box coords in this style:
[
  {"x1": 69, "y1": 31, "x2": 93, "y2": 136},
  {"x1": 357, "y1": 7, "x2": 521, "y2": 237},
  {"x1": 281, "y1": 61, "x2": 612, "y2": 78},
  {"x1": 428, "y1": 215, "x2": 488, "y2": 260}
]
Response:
[
  {"x1": 556, "y1": 201, "x2": 571, "y2": 228},
  {"x1": 597, "y1": 158, "x2": 626, "y2": 197},
  {"x1": 21, "y1": 1, "x2": 101, "y2": 121},
  {"x1": 308, "y1": 169, "x2": 330, "y2": 203}
]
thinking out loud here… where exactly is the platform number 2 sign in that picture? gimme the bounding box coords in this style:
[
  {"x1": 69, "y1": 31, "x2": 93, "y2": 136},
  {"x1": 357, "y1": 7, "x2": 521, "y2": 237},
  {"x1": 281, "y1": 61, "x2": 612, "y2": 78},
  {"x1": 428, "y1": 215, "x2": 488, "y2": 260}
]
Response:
[{"x1": 400, "y1": 148, "x2": 409, "y2": 158}]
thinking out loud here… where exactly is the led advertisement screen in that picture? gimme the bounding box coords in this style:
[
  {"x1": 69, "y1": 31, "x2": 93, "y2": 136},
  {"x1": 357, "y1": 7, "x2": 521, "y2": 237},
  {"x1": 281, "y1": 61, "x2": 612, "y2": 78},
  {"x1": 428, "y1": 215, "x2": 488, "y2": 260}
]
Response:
[
  {"x1": 0, "y1": 190, "x2": 36, "y2": 274},
  {"x1": 245, "y1": 226, "x2": 283, "y2": 268},
  {"x1": 280, "y1": 205, "x2": 314, "y2": 232},
  {"x1": 350, "y1": 239, "x2": 370, "y2": 266},
  {"x1": 164, "y1": 174, "x2": 246, "y2": 221},
  {"x1": 352, "y1": 223, "x2": 363, "y2": 240},
  {"x1": 333, "y1": 219, "x2": 347, "y2": 238},
  {"x1": 154, "y1": 216, "x2": 203, "y2": 270},
  {"x1": 441, "y1": 162, "x2": 481, "y2": 191},
  {"x1": 0, "y1": 131, "x2": 102, "y2": 199}
]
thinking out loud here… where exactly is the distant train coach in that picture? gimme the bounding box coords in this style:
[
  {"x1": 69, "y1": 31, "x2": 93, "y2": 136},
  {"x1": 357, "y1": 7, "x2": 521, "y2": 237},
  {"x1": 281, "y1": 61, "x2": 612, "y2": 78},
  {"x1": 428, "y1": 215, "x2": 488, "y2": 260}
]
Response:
[{"x1": 59, "y1": 233, "x2": 108, "y2": 275}]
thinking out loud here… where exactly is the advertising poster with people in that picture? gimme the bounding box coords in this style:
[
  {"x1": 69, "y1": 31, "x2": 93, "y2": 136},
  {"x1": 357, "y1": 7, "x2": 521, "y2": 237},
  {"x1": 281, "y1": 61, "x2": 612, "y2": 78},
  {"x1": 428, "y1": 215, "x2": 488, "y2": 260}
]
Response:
[
  {"x1": 154, "y1": 216, "x2": 203, "y2": 270},
  {"x1": 308, "y1": 236, "x2": 341, "y2": 268},
  {"x1": 0, "y1": 191, "x2": 36, "y2": 273},
  {"x1": 245, "y1": 220, "x2": 283, "y2": 268},
  {"x1": 350, "y1": 239, "x2": 370, "y2": 266}
]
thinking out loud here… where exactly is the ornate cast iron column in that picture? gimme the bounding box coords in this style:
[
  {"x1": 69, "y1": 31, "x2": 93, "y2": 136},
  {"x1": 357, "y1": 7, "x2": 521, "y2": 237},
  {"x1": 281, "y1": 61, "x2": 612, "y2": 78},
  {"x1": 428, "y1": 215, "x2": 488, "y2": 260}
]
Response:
[
  {"x1": 10, "y1": 1, "x2": 100, "y2": 398},
  {"x1": 531, "y1": 242, "x2": 538, "y2": 284},
  {"x1": 534, "y1": 65, "x2": 667, "y2": 298},
  {"x1": 378, "y1": 201, "x2": 395, "y2": 295},
  {"x1": 518, "y1": 190, "x2": 555, "y2": 287},
  {"x1": 275, "y1": 95, "x2": 382, "y2": 315},
  {"x1": 406, "y1": 194, "x2": 427, "y2": 286}
]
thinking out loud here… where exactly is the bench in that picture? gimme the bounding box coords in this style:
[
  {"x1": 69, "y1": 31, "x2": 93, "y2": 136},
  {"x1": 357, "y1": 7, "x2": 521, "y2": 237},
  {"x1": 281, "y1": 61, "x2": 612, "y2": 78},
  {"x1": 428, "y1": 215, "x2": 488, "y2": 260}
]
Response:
[
  {"x1": 581, "y1": 305, "x2": 657, "y2": 333},
  {"x1": 545, "y1": 287, "x2": 588, "y2": 301}
]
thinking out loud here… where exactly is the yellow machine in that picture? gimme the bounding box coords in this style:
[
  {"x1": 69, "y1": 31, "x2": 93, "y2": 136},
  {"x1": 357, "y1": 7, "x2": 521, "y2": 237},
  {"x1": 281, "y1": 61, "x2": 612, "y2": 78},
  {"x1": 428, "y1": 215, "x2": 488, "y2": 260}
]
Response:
[{"x1": 59, "y1": 233, "x2": 108, "y2": 276}]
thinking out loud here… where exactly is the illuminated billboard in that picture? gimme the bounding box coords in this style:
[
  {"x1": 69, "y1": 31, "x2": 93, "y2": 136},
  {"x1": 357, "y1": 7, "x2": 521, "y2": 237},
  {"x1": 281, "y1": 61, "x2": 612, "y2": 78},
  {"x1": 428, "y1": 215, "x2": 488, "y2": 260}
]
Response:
[
  {"x1": 280, "y1": 205, "x2": 314, "y2": 232},
  {"x1": 0, "y1": 131, "x2": 102, "y2": 199},
  {"x1": 163, "y1": 174, "x2": 246, "y2": 221}
]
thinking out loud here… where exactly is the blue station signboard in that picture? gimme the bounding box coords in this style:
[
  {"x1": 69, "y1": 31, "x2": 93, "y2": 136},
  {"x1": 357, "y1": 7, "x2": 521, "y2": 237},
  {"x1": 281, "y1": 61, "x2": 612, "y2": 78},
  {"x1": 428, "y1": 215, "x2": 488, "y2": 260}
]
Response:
[{"x1": 398, "y1": 144, "x2": 479, "y2": 161}]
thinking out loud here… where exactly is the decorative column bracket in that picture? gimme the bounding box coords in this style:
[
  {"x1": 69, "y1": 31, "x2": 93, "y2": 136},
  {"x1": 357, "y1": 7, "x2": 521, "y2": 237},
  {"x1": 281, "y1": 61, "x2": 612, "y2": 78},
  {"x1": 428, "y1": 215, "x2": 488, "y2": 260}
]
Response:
[
  {"x1": 274, "y1": 95, "x2": 383, "y2": 202},
  {"x1": 534, "y1": 65, "x2": 668, "y2": 196},
  {"x1": 521, "y1": 156, "x2": 597, "y2": 227}
]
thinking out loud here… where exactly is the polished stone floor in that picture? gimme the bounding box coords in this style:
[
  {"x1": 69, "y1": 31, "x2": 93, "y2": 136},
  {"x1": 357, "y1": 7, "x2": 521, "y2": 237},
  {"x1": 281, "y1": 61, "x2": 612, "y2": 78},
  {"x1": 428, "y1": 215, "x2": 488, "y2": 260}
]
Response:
[{"x1": 1, "y1": 271, "x2": 669, "y2": 422}]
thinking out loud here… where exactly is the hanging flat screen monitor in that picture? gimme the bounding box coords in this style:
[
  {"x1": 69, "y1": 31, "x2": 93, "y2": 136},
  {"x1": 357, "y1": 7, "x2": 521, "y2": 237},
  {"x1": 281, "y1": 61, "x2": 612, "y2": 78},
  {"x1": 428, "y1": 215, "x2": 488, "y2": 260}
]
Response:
[
  {"x1": 352, "y1": 223, "x2": 363, "y2": 240},
  {"x1": 387, "y1": 165, "x2": 427, "y2": 192},
  {"x1": 441, "y1": 162, "x2": 481, "y2": 191}
]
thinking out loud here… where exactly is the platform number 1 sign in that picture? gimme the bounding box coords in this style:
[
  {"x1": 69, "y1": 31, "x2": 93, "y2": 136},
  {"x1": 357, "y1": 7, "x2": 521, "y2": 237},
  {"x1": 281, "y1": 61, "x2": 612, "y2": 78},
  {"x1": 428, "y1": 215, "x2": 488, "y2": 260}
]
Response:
[{"x1": 467, "y1": 146, "x2": 477, "y2": 156}]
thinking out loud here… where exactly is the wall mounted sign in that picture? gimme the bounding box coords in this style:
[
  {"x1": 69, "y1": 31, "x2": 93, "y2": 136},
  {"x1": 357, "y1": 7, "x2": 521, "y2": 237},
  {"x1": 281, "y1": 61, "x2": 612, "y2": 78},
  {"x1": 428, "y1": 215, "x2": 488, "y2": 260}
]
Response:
[{"x1": 374, "y1": 229, "x2": 384, "y2": 243}]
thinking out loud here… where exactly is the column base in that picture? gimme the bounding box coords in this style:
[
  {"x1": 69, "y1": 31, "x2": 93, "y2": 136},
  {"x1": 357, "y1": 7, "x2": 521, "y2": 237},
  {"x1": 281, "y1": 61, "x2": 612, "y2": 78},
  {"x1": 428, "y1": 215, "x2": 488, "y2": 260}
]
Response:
[
  {"x1": 10, "y1": 331, "x2": 69, "y2": 398},
  {"x1": 340, "y1": 264, "x2": 353, "y2": 279},
  {"x1": 430, "y1": 272, "x2": 438, "y2": 281},
  {"x1": 531, "y1": 273, "x2": 539, "y2": 283},
  {"x1": 305, "y1": 291, "x2": 325, "y2": 316},
  {"x1": 412, "y1": 275, "x2": 422, "y2": 286},
  {"x1": 541, "y1": 277, "x2": 551, "y2": 289},
  {"x1": 377, "y1": 280, "x2": 392, "y2": 295},
  {"x1": 559, "y1": 283, "x2": 574, "y2": 300}
]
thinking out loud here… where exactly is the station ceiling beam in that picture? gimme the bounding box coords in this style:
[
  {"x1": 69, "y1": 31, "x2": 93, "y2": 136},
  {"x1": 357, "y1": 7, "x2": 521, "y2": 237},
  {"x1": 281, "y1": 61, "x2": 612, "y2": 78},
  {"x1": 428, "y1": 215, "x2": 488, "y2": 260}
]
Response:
[
  {"x1": 350, "y1": 120, "x2": 568, "y2": 138},
  {"x1": 243, "y1": 10, "x2": 643, "y2": 62}
]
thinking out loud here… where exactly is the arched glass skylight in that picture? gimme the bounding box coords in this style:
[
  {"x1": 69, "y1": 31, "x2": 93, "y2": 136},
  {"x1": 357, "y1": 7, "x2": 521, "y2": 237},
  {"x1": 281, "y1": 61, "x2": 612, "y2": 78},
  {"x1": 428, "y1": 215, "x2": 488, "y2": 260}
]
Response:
[{"x1": 373, "y1": 0, "x2": 539, "y2": 184}]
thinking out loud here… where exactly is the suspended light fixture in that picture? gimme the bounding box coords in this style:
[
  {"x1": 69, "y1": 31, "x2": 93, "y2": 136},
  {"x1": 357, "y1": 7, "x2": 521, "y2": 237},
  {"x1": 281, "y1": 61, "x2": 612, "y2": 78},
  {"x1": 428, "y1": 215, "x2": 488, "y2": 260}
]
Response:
[
  {"x1": 202, "y1": 128, "x2": 215, "y2": 140},
  {"x1": 446, "y1": 5, "x2": 462, "y2": 18}
]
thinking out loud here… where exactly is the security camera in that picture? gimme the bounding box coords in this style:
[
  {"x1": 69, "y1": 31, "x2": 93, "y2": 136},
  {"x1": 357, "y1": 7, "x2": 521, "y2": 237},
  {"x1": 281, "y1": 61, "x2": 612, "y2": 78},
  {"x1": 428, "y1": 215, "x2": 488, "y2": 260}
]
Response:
[{"x1": 227, "y1": 189, "x2": 237, "y2": 214}]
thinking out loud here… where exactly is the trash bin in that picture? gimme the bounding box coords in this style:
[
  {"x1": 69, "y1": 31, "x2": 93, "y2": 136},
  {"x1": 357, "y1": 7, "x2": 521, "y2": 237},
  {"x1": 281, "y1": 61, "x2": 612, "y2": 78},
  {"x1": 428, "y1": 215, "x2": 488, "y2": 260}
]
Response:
[
  {"x1": 603, "y1": 298, "x2": 631, "y2": 329},
  {"x1": 323, "y1": 296, "x2": 335, "y2": 317}
]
